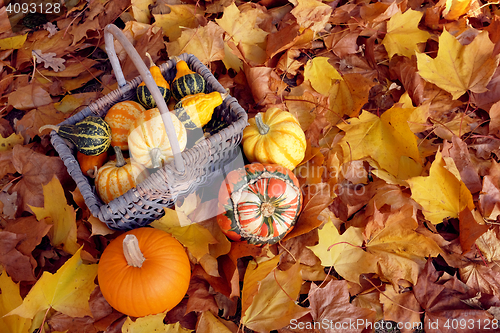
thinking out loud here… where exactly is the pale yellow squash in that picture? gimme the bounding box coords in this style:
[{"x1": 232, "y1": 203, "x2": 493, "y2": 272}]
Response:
[
  {"x1": 242, "y1": 108, "x2": 306, "y2": 170},
  {"x1": 128, "y1": 108, "x2": 187, "y2": 169}
]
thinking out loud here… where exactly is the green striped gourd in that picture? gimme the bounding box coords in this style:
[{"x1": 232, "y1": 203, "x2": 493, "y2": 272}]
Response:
[
  {"x1": 171, "y1": 58, "x2": 206, "y2": 101},
  {"x1": 173, "y1": 91, "x2": 227, "y2": 129},
  {"x1": 39, "y1": 116, "x2": 111, "y2": 156},
  {"x1": 136, "y1": 52, "x2": 171, "y2": 109}
]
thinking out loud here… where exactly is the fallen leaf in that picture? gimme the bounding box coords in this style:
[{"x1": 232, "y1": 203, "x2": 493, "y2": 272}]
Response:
[
  {"x1": 290, "y1": 0, "x2": 333, "y2": 33},
  {"x1": 29, "y1": 176, "x2": 79, "y2": 255},
  {"x1": 167, "y1": 22, "x2": 225, "y2": 65},
  {"x1": 0, "y1": 34, "x2": 28, "y2": 50},
  {"x1": 382, "y1": 9, "x2": 430, "y2": 59},
  {"x1": 308, "y1": 220, "x2": 377, "y2": 284},
  {"x1": 130, "y1": 0, "x2": 154, "y2": 24},
  {"x1": 0, "y1": 271, "x2": 32, "y2": 333},
  {"x1": 242, "y1": 259, "x2": 309, "y2": 332},
  {"x1": 122, "y1": 314, "x2": 193, "y2": 333},
  {"x1": 6, "y1": 247, "x2": 97, "y2": 319},
  {"x1": 32, "y1": 49, "x2": 66, "y2": 72},
  {"x1": 458, "y1": 208, "x2": 489, "y2": 253},
  {"x1": 7, "y1": 83, "x2": 52, "y2": 110},
  {"x1": 0, "y1": 231, "x2": 36, "y2": 282},
  {"x1": 416, "y1": 29, "x2": 500, "y2": 99},
  {"x1": 304, "y1": 57, "x2": 341, "y2": 96},
  {"x1": 0, "y1": 133, "x2": 23, "y2": 152},
  {"x1": 15, "y1": 104, "x2": 66, "y2": 140},
  {"x1": 379, "y1": 285, "x2": 421, "y2": 333},
  {"x1": 308, "y1": 280, "x2": 376, "y2": 333},
  {"x1": 407, "y1": 151, "x2": 474, "y2": 224},
  {"x1": 338, "y1": 108, "x2": 421, "y2": 179},
  {"x1": 196, "y1": 311, "x2": 232, "y2": 333},
  {"x1": 153, "y1": 4, "x2": 201, "y2": 40},
  {"x1": 460, "y1": 263, "x2": 500, "y2": 299},
  {"x1": 443, "y1": 0, "x2": 472, "y2": 20}
]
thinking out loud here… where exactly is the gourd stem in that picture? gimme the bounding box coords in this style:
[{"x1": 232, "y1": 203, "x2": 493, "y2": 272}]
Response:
[
  {"x1": 261, "y1": 202, "x2": 275, "y2": 217},
  {"x1": 123, "y1": 234, "x2": 145, "y2": 268},
  {"x1": 254, "y1": 113, "x2": 269, "y2": 135},
  {"x1": 113, "y1": 146, "x2": 126, "y2": 168},
  {"x1": 145, "y1": 52, "x2": 156, "y2": 68},
  {"x1": 150, "y1": 148, "x2": 162, "y2": 168},
  {"x1": 39, "y1": 124, "x2": 60, "y2": 133}
]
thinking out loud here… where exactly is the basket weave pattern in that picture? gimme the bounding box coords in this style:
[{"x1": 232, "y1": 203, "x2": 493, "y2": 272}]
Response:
[{"x1": 50, "y1": 53, "x2": 248, "y2": 230}]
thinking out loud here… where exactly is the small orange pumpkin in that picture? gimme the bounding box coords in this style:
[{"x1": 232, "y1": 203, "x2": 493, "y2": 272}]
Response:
[
  {"x1": 104, "y1": 101, "x2": 146, "y2": 150},
  {"x1": 98, "y1": 227, "x2": 191, "y2": 317},
  {"x1": 77, "y1": 150, "x2": 108, "y2": 178}
]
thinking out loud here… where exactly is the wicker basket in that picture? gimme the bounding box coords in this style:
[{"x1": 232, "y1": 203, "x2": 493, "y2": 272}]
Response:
[{"x1": 49, "y1": 24, "x2": 248, "y2": 230}]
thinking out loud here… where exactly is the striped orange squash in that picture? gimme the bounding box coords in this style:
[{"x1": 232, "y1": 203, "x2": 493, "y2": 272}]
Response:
[
  {"x1": 96, "y1": 147, "x2": 148, "y2": 204},
  {"x1": 128, "y1": 108, "x2": 187, "y2": 169},
  {"x1": 104, "y1": 101, "x2": 146, "y2": 150}
]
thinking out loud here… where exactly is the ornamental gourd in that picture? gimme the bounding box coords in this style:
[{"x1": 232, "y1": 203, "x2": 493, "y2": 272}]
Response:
[
  {"x1": 39, "y1": 116, "x2": 111, "y2": 156},
  {"x1": 171, "y1": 57, "x2": 206, "y2": 101},
  {"x1": 104, "y1": 101, "x2": 146, "y2": 150},
  {"x1": 242, "y1": 108, "x2": 306, "y2": 170},
  {"x1": 98, "y1": 227, "x2": 191, "y2": 317},
  {"x1": 217, "y1": 163, "x2": 302, "y2": 245},
  {"x1": 173, "y1": 91, "x2": 228, "y2": 129},
  {"x1": 95, "y1": 147, "x2": 148, "y2": 204},
  {"x1": 136, "y1": 52, "x2": 171, "y2": 109},
  {"x1": 77, "y1": 151, "x2": 108, "y2": 178},
  {"x1": 128, "y1": 108, "x2": 187, "y2": 169}
]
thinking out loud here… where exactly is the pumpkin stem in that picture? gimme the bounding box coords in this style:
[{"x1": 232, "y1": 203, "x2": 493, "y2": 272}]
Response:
[
  {"x1": 114, "y1": 146, "x2": 127, "y2": 168},
  {"x1": 254, "y1": 113, "x2": 269, "y2": 135},
  {"x1": 261, "y1": 202, "x2": 275, "y2": 218},
  {"x1": 87, "y1": 166, "x2": 98, "y2": 179},
  {"x1": 39, "y1": 124, "x2": 60, "y2": 133},
  {"x1": 123, "y1": 234, "x2": 146, "y2": 268},
  {"x1": 150, "y1": 148, "x2": 162, "y2": 168},
  {"x1": 145, "y1": 52, "x2": 156, "y2": 68}
]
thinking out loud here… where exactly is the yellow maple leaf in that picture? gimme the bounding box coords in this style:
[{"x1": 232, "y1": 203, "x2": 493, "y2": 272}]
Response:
[
  {"x1": 365, "y1": 207, "x2": 442, "y2": 285},
  {"x1": 290, "y1": 0, "x2": 333, "y2": 33},
  {"x1": 130, "y1": 0, "x2": 154, "y2": 24},
  {"x1": 153, "y1": 5, "x2": 200, "y2": 40},
  {"x1": 416, "y1": 30, "x2": 500, "y2": 99},
  {"x1": 6, "y1": 247, "x2": 97, "y2": 319},
  {"x1": 122, "y1": 314, "x2": 193, "y2": 333},
  {"x1": 0, "y1": 133, "x2": 24, "y2": 151},
  {"x1": 443, "y1": 0, "x2": 472, "y2": 20},
  {"x1": 241, "y1": 258, "x2": 309, "y2": 332},
  {"x1": 215, "y1": 3, "x2": 268, "y2": 65},
  {"x1": 197, "y1": 311, "x2": 233, "y2": 333},
  {"x1": 307, "y1": 220, "x2": 377, "y2": 284},
  {"x1": 167, "y1": 22, "x2": 225, "y2": 64},
  {"x1": 29, "y1": 176, "x2": 79, "y2": 255},
  {"x1": 381, "y1": 9, "x2": 430, "y2": 59},
  {"x1": 0, "y1": 271, "x2": 31, "y2": 333},
  {"x1": 338, "y1": 108, "x2": 421, "y2": 179},
  {"x1": 407, "y1": 151, "x2": 474, "y2": 224},
  {"x1": 304, "y1": 57, "x2": 342, "y2": 96}
]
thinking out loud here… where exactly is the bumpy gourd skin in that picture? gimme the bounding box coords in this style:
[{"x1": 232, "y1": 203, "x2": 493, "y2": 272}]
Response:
[
  {"x1": 171, "y1": 60, "x2": 206, "y2": 101},
  {"x1": 242, "y1": 108, "x2": 306, "y2": 170},
  {"x1": 58, "y1": 116, "x2": 111, "y2": 156}
]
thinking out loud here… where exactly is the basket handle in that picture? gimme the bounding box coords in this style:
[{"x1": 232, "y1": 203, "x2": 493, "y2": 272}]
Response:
[{"x1": 104, "y1": 24, "x2": 185, "y2": 173}]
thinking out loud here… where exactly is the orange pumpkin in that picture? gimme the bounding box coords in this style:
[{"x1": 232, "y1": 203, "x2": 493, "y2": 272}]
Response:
[
  {"x1": 77, "y1": 150, "x2": 108, "y2": 178},
  {"x1": 104, "y1": 101, "x2": 146, "y2": 150},
  {"x1": 98, "y1": 227, "x2": 191, "y2": 317}
]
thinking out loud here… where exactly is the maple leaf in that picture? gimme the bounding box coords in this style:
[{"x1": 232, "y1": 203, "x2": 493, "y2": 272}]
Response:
[
  {"x1": 196, "y1": 311, "x2": 233, "y2": 333},
  {"x1": 407, "y1": 151, "x2": 474, "y2": 224},
  {"x1": 0, "y1": 231, "x2": 37, "y2": 282},
  {"x1": 308, "y1": 280, "x2": 376, "y2": 332},
  {"x1": 215, "y1": 3, "x2": 269, "y2": 65},
  {"x1": 458, "y1": 208, "x2": 489, "y2": 253},
  {"x1": 308, "y1": 220, "x2": 377, "y2": 284},
  {"x1": 153, "y1": 4, "x2": 201, "y2": 41},
  {"x1": 379, "y1": 285, "x2": 421, "y2": 331},
  {"x1": 122, "y1": 314, "x2": 193, "y2": 333},
  {"x1": 290, "y1": 0, "x2": 333, "y2": 33},
  {"x1": 416, "y1": 29, "x2": 500, "y2": 99},
  {"x1": 29, "y1": 176, "x2": 79, "y2": 255},
  {"x1": 167, "y1": 22, "x2": 225, "y2": 65},
  {"x1": 338, "y1": 108, "x2": 421, "y2": 179},
  {"x1": 443, "y1": 0, "x2": 472, "y2": 20},
  {"x1": 241, "y1": 259, "x2": 309, "y2": 332},
  {"x1": 381, "y1": 9, "x2": 431, "y2": 59},
  {"x1": 6, "y1": 247, "x2": 98, "y2": 319},
  {"x1": 7, "y1": 83, "x2": 52, "y2": 110},
  {"x1": 32, "y1": 49, "x2": 66, "y2": 72},
  {"x1": 130, "y1": 0, "x2": 154, "y2": 24},
  {"x1": 0, "y1": 271, "x2": 32, "y2": 333}
]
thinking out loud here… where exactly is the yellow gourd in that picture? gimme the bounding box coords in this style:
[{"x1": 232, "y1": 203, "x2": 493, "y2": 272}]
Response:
[
  {"x1": 128, "y1": 108, "x2": 187, "y2": 169},
  {"x1": 173, "y1": 91, "x2": 228, "y2": 129},
  {"x1": 242, "y1": 108, "x2": 306, "y2": 170},
  {"x1": 137, "y1": 53, "x2": 171, "y2": 109}
]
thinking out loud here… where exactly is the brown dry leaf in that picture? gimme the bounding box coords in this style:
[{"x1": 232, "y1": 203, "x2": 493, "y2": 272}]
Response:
[
  {"x1": 4, "y1": 215, "x2": 51, "y2": 258},
  {"x1": 37, "y1": 58, "x2": 97, "y2": 77},
  {"x1": 10, "y1": 145, "x2": 71, "y2": 217},
  {"x1": 416, "y1": 30, "x2": 500, "y2": 99},
  {"x1": 32, "y1": 49, "x2": 66, "y2": 72},
  {"x1": 16, "y1": 104, "x2": 66, "y2": 140},
  {"x1": 379, "y1": 286, "x2": 421, "y2": 333},
  {"x1": 167, "y1": 21, "x2": 225, "y2": 64},
  {"x1": 308, "y1": 280, "x2": 376, "y2": 332},
  {"x1": 458, "y1": 208, "x2": 489, "y2": 253},
  {"x1": 266, "y1": 23, "x2": 314, "y2": 60},
  {"x1": 480, "y1": 175, "x2": 500, "y2": 220},
  {"x1": 0, "y1": 231, "x2": 36, "y2": 282},
  {"x1": 186, "y1": 277, "x2": 219, "y2": 314},
  {"x1": 460, "y1": 263, "x2": 500, "y2": 299},
  {"x1": 290, "y1": 0, "x2": 332, "y2": 33},
  {"x1": 7, "y1": 83, "x2": 52, "y2": 110},
  {"x1": 324, "y1": 27, "x2": 360, "y2": 58},
  {"x1": 472, "y1": 67, "x2": 500, "y2": 111},
  {"x1": 389, "y1": 56, "x2": 426, "y2": 106},
  {"x1": 241, "y1": 259, "x2": 309, "y2": 332},
  {"x1": 488, "y1": 100, "x2": 500, "y2": 137}
]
